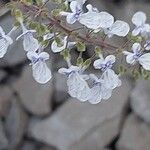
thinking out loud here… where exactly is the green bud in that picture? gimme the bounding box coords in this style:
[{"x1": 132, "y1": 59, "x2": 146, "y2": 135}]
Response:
[
  {"x1": 94, "y1": 46, "x2": 102, "y2": 56},
  {"x1": 51, "y1": 9, "x2": 61, "y2": 17},
  {"x1": 22, "y1": 0, "x2": 33, "y2": 6},
  {"x1": 14, "y1": 20, "x2": 21, "y2": 27},
  {"x1": 55, "y1": 37, "x2": 64, "y2": 47},
  {"x1": 83, "y1": 59, "x2": 91, "y2": 69},
  {"x1": 118, "y1": 65, "x2": 127, "y2": 74},
  {"x1": 76, "y1": 57, "x2": 83, "y2": 66},
  {"x1": 132, "y1": 69, "x2": 140, "y2": 80},
  {"x1": 60, "y1": 2, "x2": 68, "y2": 11},
  {"x1": 77, "y1": 42, "x2": 86, "y2": 52},
  {"x1": 14, "y1": 9, "x2": 23, "y2": 22},
  {"x1": 141, "y1": 69, "x2": 150, "y2": 80},
  {"x1": 61, "y1": 49, "x2": 70, "y2": 60},
  {"x1": 51, "y1": 0, "x2": 62, "y2": 4},
  {"x1": 35, "y1": 0, "x2": 43, "y2": 6},
  {"x1": 41, "y1": 40, "x2": 50, "y2": 48}
]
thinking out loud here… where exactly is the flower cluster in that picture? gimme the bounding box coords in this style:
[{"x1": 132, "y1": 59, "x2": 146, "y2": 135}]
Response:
[{"x1": 1, "y1": 0, "x2": 150, "y2": 104}]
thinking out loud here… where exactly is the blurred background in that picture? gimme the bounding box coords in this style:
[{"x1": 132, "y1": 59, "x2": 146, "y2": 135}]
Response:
[{"x1": 0, "y1": 0, "x2": 150, "y2": 150}]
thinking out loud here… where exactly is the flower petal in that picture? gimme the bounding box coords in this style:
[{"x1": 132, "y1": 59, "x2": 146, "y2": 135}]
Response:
[
  {"x1": 23, "y1": 33, "x2": 39, "y2": 52},
  {"x1": 123, "y1": 51, "x2": 135, "y2": 64},
  {"x1": 79, "y1": 11, "x2": 114, "y2": 30},
  {"x1": 32, "y1": 61, "x2": 52, "y2": 84},
  {"x1": 105, "y1": 55, "x2": 116, "y2": 64},
  {"x1": 66, "y1": 13, "x2": 77, "y2": 24},
  {"x1": 0, "y1": 38, "x2": 9, "y2": 58},
  {"x1": 132, "y1": 27, "x2": 141, "y2": 36},
  {"x1": 139, "y1": 53, "x2": 150, "y2": 70},
  {"x1": 132, "y1": 11, "x2": 146, "y2": 26},
  {"x1": 109, "y1": 20, "x2": 130, "y2": 37},
  {"x1": 132, "y1": 43, "x2": 141, "y2": 53},
  {"x1": 93, "y1": 58, "x2": 104, "y2": 69},
  {"x1": 39, "y1": 52, "x2": 49, "y2": 60},
  {"x1": 101, "y1": 69, "x2": 121, "y2": 89}
]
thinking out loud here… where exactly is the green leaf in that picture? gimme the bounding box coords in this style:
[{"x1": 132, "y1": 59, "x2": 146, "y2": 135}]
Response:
[
  {"x1": 83, "y1": 59, "x2": 91, "y2": 69},
  {"x1": 22, "y1": 0, "x2": 33, "y2": 6},
  {"x1": 35, "y1": 0, "x2": 43, "y2": 6},
  {"x1": 77, "y1": 42, "x2": 86, "y2": 52}
]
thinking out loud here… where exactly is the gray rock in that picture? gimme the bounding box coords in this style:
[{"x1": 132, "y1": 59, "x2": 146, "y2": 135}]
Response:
[
  {"x1": 5, "y1": 97, "x2": 28, "y2": 150},
  {"x1": 0, "y1": 86, "x2": 12, "y2": 117},
  {"x1": 53, "y1": 73, "x2": 69, "y2": 103},
  {"x1": 39, "y1": 145, "x2": 57, "y2": 150},
  {"x1": 117, "y1": 114, "x2": 150, "y2": 150},
  {"x1": 130, "y1": 79, "x2": 150, "y2": 123},
  {"x1": 13, "y1": 66, "x2": 52, "y2": 116},
  {"x1": 0, "y1": 120, "x2": 8, "y2": 150},
  {"x1": 28, "y1": 77, "x2": 133, "y2": 150},
  {"x1": 21, "y1": 141, "x2": 36, "y2": 150}
]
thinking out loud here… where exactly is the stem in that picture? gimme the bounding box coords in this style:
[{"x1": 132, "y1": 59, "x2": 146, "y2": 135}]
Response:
[{"x1": 18, "y1": 2, "x2": 118, "y2": 51}]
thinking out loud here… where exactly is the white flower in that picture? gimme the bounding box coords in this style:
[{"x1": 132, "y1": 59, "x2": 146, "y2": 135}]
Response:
[
  {"x1": 66, "y1": 0, "x2": 87, "y2": 6},
  {"x1": 86, "y1": 4, "x2": 99, "y2": 13},
  {"x1": 27, "y1": 51, "x2": 52, "y2": 84},
  {"x1": 124, "y1": 43, "x2": 150, "y2": 70},
  {"x1": 58, "y1": 66, "x2": 90, "y2": 102},
  {"x1": 43, "y1": 33, "x2": 55, "y2": 41},
  {"x1": 16, "y1": 22, "x2": 39, "y2": 52},
  {"x1": 144, "y1": 33, "x2": 150, "y2": 50},
  {"x1": 88, "y1": 74, "x2": 112, "y2": 104},
  {"x1": 79, "y1": 11, "x2": 114, "y2": 30},
  {"x1": 51, "y1": 36, "x2": 76, "y2": 53},
  {"x1": 132, "y1": 11, "x2": 150, "y2": 36},
  {"x1": 94, "y1": 55, "x2": 121, "y2": 89},
  {"x1": 60, "y1": 1, "x2": 83, "y2": 24},
  {"x1": 104, "y1": 20, "x2": 130, "y2": 38},
  {"x1": 0, "y1": 26, "x2": 13, "y2": 58}
]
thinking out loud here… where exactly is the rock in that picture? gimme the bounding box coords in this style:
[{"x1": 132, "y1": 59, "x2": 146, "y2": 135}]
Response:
[
  {"x1": 28, "y1": 77, "x2": 133, "y2": 150},
  {"x1": 5, "y1": 97, "x2": 28, "y2": 150},
  {"x1": 21, "y1": 141, "x2": 36, "y2": 150},
  {"x1": 53, "y1": 73, "x2": 69, "y2": 103},
  {"x1": 13, "y1": 66, "x2": 52, "y2": 116},
  {"x1": 0, "y1": 120, "x2": 8, "y2": 150},
  {"x1": 117, "y1": 114, "x2": 150, "y2": 150},
  {"x1": 130, "y1": 79, "x2": 150, "y2": 123},
  {"x1": 39, "y1": 145, "x2": 57, "y2": 150},
  {"x1": 0, "y1": 86, "x2": 12, "y2": 117}
]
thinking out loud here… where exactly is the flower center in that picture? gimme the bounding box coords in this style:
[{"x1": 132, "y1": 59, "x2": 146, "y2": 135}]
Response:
[
  {"x1": 133, "y1": 51, "x2": 143, "y2": 60},
  {"x1": 101, "y1": 61, "x2": 113, "y2": 71},
  {"x1": 31, "y1": 56, "x2": 44, "y2": 64},
  {"x1": 74, "y1": 8, "x2": 82, "y2": 19}
]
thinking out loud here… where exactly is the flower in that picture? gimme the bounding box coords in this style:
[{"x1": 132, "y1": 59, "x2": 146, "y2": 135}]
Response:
[
  {"x1": 144, "y1": 33, "x2": 150, "y2": 50},
  {"x1": 0, "y1": 26, "x2": 13, "y2": 58},
  {"x1": 94, "y1": 55, "x2": 121, "y2": 89},
  {"x1": 60, "y1": 1, "x2": 83, "y2": 24},
  {"x1": 79, "y1": 11, "x2": 114, "y2": 30},
  {"x1": 88, "y1": 74, "x2": 112, "y2": 104},
  {"x1": 51, "y1": 36, "x2": 76, "y2": 53},
  {"x1": 16, "y1": 22, "x2": 39, "y2": 52},
  {"x1": 58, "y1": 66, "x2": 90, "y2": 102},
  {"x1": 43, "y1": 33, "x2": 55, "y2": 41},
  {"x1": 103, "y1": 20, "x2": 130, "y2": 38},
  {"x1": 132, "y1": 11, "x2": 150, "y2": 36},
  {"x1": 124, "y1": 43, "x2": 150, "y2": 70},
  {"x1": 27, "y1": 51, "x2": 52, "y2": 84}
]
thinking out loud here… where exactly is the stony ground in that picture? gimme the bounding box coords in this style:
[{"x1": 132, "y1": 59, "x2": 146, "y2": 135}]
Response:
[{"x1": 0, "y1": 0, "x2": 150, "y2": 150}]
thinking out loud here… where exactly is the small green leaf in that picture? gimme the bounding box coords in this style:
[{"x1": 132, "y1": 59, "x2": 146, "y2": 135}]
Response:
[
  {"x1": 76, "y1": 57, "x2": 83, "y2": 66},
  {"x1": 77, "y1": 42, "x2": 86, "y2": 52}
]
